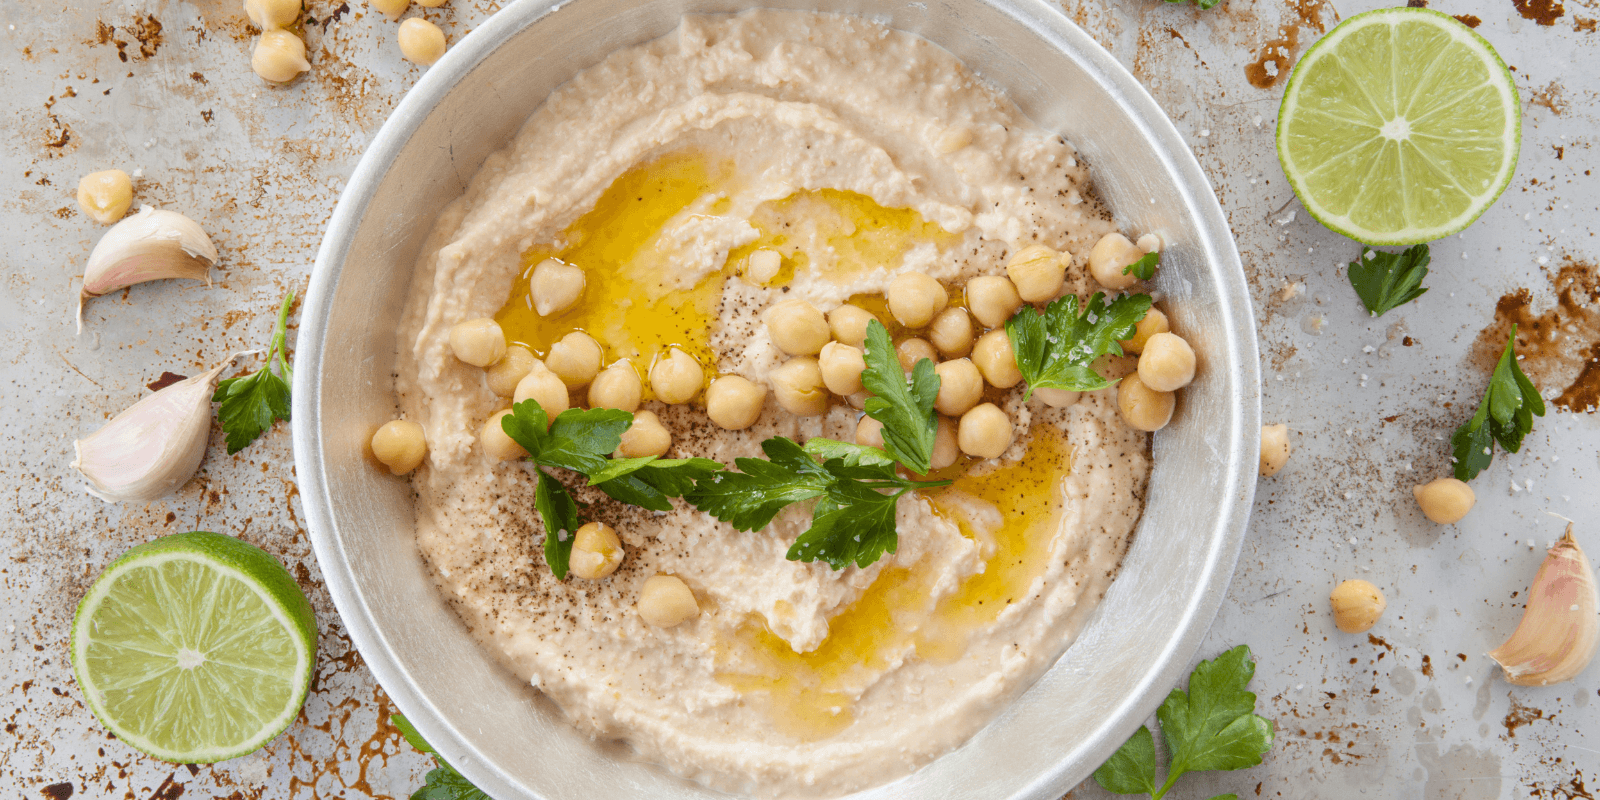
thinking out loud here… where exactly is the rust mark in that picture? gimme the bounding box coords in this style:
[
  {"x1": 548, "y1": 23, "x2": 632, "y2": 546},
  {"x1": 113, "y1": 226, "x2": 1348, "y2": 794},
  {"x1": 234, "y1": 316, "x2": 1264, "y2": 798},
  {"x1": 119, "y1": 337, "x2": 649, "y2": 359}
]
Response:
[
  {"x1": 41, "y1": 782, "x2": 74, "y2": 800},
  {"x1": 1513, "y1": 0, "x2": 1565, "y2": 25},
  {"x1": 1244, "y1": 0, "x2": 1328, "y2": 89},
  {"x1": 151, "y1": 772, "x2": 185, "y2": 800},
  {"x1": 190, "y1": 71, "x2": 208, "y2": 84},
  {"x1": 1471, "y1": 261, "x2": 1600, "y2": 414},
  {"x1": 1530, "y1": 81, "x2": 1569, "y2": 115},
  {"x1": 147, "y1": 372, "x2": 189, "y2": 392},
  {"x1": 127, "y1": 15, "x2": 165, "y2": 59},
  {"x1": 1454, "y1": 13, "x2": 1483, "y2": 27},
  {"x1": 1421, "y1": 654, "x2": 1433, "y2": 678},
  {"x1": 1407, "y1": 0, "x2": 1427, "y2": 6},
  {"x1": 1577, "y1": 17, "x2": 1597, "y2": 32},
  {"x1": 1504, "y1": 693, "x2": 1553, "y2": 737}
]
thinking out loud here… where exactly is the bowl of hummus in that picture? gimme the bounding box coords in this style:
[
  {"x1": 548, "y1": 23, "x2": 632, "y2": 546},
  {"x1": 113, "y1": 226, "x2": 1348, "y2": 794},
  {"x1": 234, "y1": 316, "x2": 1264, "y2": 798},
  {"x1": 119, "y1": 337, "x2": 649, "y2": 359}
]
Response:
[{"x1": 293, "y1": 0, "x2": 1259, "y2": 798}]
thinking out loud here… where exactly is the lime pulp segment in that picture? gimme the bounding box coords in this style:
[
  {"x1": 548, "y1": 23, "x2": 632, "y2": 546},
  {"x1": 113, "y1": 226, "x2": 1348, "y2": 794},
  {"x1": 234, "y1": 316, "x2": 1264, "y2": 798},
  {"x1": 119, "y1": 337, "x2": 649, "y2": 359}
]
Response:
[
  {"x1": 71, "y1": 532, "x2": 316, "y2": 763},
  {"x1": 1276, "y1": 8, "x2": 1520, "y2": 245}
]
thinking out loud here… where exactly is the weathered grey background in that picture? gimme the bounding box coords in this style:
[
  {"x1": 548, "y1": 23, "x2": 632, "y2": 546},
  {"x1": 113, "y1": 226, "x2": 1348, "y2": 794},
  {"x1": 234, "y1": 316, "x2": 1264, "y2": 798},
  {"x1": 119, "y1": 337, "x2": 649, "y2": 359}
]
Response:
[{"x1": 2, "y1": 0, "x2": 1595, "y2": 797}]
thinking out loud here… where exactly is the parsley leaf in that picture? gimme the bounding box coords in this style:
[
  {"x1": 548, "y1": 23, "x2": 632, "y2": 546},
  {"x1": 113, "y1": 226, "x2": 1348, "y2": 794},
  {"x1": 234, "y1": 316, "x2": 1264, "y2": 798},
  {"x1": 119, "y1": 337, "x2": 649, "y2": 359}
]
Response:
[
  {"x1": 1450, "y1": 324, "x2": 1545, "y2": 481},
  {"x1": 1122, "y1": 251, "x2": 1160, "y2": 280},
  {"x1": 1347, "y1": 244, "x2": 1430, "y2": 317},
  {"x1": 1006, "y1": 291, "x2": 1152, "y2": 398},
  {"x1": 860, "y1": 319, "x2": 940, "y2": 474},
  {"x1": 683, "y1": 436, "x2": 948, "y2": 569},
  {"x1": 587, "y1": 457, "x2": 724, "y2": 511},
  {"x1": 534, "y1": 471, "x2": 581, "y2": 579},
  {"x1": 392, "y1": 714, "x2": 490, "y2": 800},
  {"x1": 1093, "y1": 645, "x2": 1273, "y2": 799},
  {"x1": 213, "y1": 289, "x2": 296, "y2": 453}
]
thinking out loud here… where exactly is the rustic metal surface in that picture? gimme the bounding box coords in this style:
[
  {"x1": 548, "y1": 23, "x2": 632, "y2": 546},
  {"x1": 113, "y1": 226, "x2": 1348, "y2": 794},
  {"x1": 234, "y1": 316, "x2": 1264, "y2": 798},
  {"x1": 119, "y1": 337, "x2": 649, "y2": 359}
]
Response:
[{"x1": 1, "y1": 0, "x2": 1594, "y2": 798}]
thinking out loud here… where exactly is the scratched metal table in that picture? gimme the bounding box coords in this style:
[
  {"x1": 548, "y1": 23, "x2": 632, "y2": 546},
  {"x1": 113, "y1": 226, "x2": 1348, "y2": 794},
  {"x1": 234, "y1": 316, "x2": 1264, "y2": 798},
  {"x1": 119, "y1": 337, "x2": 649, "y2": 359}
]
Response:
[{"x1": 3, "y1": 0, "x2": 1596, "y2": 797}]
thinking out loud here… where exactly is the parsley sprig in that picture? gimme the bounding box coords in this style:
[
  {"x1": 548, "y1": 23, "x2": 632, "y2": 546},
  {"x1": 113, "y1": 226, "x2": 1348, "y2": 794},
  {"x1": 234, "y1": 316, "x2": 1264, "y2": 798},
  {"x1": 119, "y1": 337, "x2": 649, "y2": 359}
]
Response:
[
  {"x1": 1094, "y1": 645, "x2": 1274, "y2": 799},
  {"x1": 213, "y1": 289, "x2": 296, "y2": 454},
  {"x1": 1347, "y1": 244, "x2": 1430, "y2": 317},
  {"x1": 392, "y1": 714, "x2": 489, "y2": 800},
  {"x1": 860, "y1": 319, "x2": 940, "y2": 473},
  {"x1": 499, "y1": 401, "x2": 722, "y2": 578},
  {"x1": 1450, "y1": 325, "x2": 1545, "y2": 481},
  {"x1": 1006, "y1": 291, "x2": 1153, "y2": 398},
  {"x1": 1122, "y1": 251, "x2": 1160, "y2": 281}
]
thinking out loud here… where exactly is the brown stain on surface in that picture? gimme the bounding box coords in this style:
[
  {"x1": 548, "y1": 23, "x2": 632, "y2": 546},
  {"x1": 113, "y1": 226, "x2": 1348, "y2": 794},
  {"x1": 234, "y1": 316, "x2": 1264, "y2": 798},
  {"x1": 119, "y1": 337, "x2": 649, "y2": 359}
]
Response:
[
  {"x1": 1577, "y1": 17, "x2": 1597, "y2": 32},
  {"x1": 146, "y1": 372, "x2": 188, "y2": 392},
  {"x1": 1471, "y1": 262, "x2": 1600, "y2": 413},
  {"x1": 1245, "y1": 0, "x2": 1329, "y2": 89},
  {"x1": 1530, "y1": 82, "x2": 1570, "y2": 115},
  {"x1": 1454, "y1": 13, "x2": 1483, "y2": 27},
  {"x1": 1504, "y1": 693, "x2": 1553, "y2": 737},
  {"x1": 1513, "y1": 0, "x2": 1565, "y2": 25}
]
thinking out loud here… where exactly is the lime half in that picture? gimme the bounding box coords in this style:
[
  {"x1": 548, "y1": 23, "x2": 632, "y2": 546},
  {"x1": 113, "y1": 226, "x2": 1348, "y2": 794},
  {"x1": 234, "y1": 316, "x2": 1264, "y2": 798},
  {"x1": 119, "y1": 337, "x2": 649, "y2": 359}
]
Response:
[
  {"x1": 71, "y1": 531, "x2": 317, "y2": 763},
  {"x1": 1277, "y1": 8, "x2": 1520, "y2": 245}
]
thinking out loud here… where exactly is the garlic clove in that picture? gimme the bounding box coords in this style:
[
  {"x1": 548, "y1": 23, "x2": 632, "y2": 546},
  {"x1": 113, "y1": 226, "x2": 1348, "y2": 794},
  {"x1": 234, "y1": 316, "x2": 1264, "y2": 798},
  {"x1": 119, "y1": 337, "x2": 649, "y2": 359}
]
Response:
[
  {"x1": 1488, "y1": 524, "x2": 1598, "y2": 687},
  {"x1": 78, "y1": 206, "x2": 218, "y2": 333},
  {"x1": 71, "y1": 354, "x2": 247, "y2": 503}
]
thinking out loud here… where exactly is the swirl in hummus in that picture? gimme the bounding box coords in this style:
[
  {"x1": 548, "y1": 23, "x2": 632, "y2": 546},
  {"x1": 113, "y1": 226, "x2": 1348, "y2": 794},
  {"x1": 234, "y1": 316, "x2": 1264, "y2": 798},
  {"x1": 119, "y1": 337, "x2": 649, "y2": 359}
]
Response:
[{"x1": 394, "y1": 10, "x2": 1150, "y2": 797}]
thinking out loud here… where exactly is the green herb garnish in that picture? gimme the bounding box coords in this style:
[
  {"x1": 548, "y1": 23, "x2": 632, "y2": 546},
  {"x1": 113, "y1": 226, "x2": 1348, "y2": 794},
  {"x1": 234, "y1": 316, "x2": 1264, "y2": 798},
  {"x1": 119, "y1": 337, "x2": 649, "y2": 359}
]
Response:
[
  {"x1": 1347, "y1": 244, "x2": 1430, "y2": 317},
  {"x1": 683, "y1": 437, "x2": 947, "y2": 569},
  {"x1": 500, "y1": 401, "x2": 721, "y2": 578},
  {"x1": 860, "y1": 319, "x2": 940, "y2": 474},
  {"x1": 1093, "y1": 645, "x2": 1274, "y2": 799},
  {"x1": 392, "y1": 714, "x2": 490, "y2": 800},
  {"x1": 1122, "y1": 251, "x2": 1160, "y2": 280},
  {"x1": 213, "y1": 289, "x2": 296, "y2": 454},
  {"x1": 1006, "y1": 291, "x2": 1152, "y2": 398},
  {"x1": 1450, "y1": 324, "x2": 1545, "y2": 481}
]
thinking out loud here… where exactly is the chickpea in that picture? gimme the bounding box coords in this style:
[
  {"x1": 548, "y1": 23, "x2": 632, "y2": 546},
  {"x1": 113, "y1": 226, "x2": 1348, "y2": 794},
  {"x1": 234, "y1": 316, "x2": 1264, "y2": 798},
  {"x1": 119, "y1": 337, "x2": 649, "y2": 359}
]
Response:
[
  {"x1": 448, "y1": 318, "x2": 507, "y2": 368},
  {"x1": 416, "y1": 0, "x2": 448, "y2": 6},
  {"x1": 1412, "y1": 478, "x2": 1475, "y2": 524},
  {"x1": 971, "y1": 330, "x2": 1022, "y2": 388},
  {"x1": 1116, "y1": 373, "x2": 1174, "y2": 432},
  {"x1": 638, "y1": 575, "x2": 699, "y2": 628},
  {"x1": 480, "y1": 410, "x2": 528, "y2": 461},
  {"x1": 767, "y1": 299, "x2": 830, "y2": 356},
  {"x1": 1137, "y1": 332, "x2": 1196, "y2": 392},
  {"x1": 1259, "y1": 423, "x2": 1292, "y2": 477},
  {"x1": 856, "y1": 415, "x2": 885, "y2": 448},
  {"x1": 588, "y1": 361, "x2": 643, "y2": 412},
  {"x1": 546, "y1": 331, "x2": 603, "y2": 387},
  {"x1": 770, "y1": 356, "x2": 829, "y2": 417},
  {"x1": 828, "y1": 304, "x2": 876, "y2": 349},
  {"x1": 933, "y1": 359, "x2": 983, "y2": 417},
  {"x1": 76, "y1": 170, "x2": 133, "y2": 225},
  {"x1": 929, "y1": 416, "x2": 959, "y2": 470},
  {"x1": 966, "y1": 276, "x2": 1023, "y2": 329},
  {"x1": 616, "y1": 410, "x2": 671, "y2": 458},
  {"x1": 958, "y1": 403, "x2": 1013, "y2": 459},
  {"x1": 569, "y1": 522, "x2": 623, "y2": 580},
  {"x1": 244, "y1": 0, "x2": 302, "y2": 28},
  {"x1": 369, "y1": 0, "x2": 409, "y2": 20},
  {"x1": 1006, "y1": 244, "x2": 1066, "y2": 303},
  {"x1": 887, "y1": 272, "x2": 947, "y2": 328},
  {"x1": 371, "y1": 419, "x2": 426, "y2": 475},
  {"x1": 252, "y1": 30, "x2": 311, "y2": 83},
  {"x1": 1035, "y1": 387, "x2": 1081, "y2": 408},
  {"x1": 706, "y1": 375, "x2": 767, "y2": 430},
  {"x1": 1119, "y1": 307, "x2": 1170, "y2": 355},
  {"x1": 398, "y1": 17, "x2": 447, "y2": 66},
  {"x1": 530, "y1": 258, "x2": 585, "y2": 317},
  {"x1": 512, "y1": 361, "x2": 569, "y2": 418},
  {"x1": 928, "y1": 308, "x2": 974, "y2": 358},
  {"x1": 485, "y1": 345, "x2": 536, "y2": 397},
  {"x1": 818, "y1": 342, "x2": 867, "y2": 396},
  {"x1": 1329, "y1": 579, "x2": 1386, "y2": 633},
  {"x1": 896, "y1": 338, "x2": 938, "y2": 373},
  {"x1": 745, "y1": 249, "x2": 783, "y2": 285},
  {"x1": 845, "y1": 391, "x2": 869, "y2": 410},
  {"x1": 650, "y1": 348, "x2": 703, "y2": 405},
  {"x1": 1088, "y1": 232, "x2": 1147, "y2": 291}
]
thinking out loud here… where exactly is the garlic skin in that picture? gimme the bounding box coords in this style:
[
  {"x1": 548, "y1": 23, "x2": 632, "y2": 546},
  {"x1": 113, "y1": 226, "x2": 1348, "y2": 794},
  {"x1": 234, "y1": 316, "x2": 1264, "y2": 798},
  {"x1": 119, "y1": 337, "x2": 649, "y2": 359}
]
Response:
[
  {"x1": 78, "y1": 206, "x2": 218, "y2": 332},
  {"x1": 1489, "y1": 524, "x2": 1598, "y2": 687},
  {"x1": 72, "y1": 355, "x2": 243, "y2": 503}
]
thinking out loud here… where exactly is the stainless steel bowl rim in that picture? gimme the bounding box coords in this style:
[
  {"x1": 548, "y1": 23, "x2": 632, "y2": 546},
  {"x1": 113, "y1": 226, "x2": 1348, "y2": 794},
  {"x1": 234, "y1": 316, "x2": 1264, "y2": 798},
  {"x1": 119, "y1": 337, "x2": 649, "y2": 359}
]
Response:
[{"x1": 293, "y1": 1, "x2": 1259, "y2": 797}]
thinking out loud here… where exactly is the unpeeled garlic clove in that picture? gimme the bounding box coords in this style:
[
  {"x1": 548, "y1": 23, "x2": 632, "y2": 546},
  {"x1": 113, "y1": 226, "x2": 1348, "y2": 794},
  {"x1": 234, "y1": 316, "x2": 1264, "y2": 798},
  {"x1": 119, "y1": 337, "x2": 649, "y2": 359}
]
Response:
[
  {"x1": 72, "y1": 354, "x2": 245, "y2": 503},
  {"x1": 1488, "y1": 524, "x2": 1598, "y2": 687},
  {"x1": 78, "y1": 206, "x2": 218, "y2": 332}
]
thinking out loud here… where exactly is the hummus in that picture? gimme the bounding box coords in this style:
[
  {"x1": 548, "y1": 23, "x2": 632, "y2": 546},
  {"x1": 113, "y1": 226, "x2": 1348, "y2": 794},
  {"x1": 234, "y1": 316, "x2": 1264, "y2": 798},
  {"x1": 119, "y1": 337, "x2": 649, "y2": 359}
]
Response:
[{"x1": 395, "y1": 10, "x2": 1149, "y2": 796}]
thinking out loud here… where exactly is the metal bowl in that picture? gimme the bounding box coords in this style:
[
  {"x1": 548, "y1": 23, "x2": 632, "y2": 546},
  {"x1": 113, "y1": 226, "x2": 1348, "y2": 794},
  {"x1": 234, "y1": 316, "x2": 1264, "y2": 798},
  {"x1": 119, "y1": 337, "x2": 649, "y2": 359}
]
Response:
[{"x1": 292, "y1": 0, "x2": 1259, "y2": 796}]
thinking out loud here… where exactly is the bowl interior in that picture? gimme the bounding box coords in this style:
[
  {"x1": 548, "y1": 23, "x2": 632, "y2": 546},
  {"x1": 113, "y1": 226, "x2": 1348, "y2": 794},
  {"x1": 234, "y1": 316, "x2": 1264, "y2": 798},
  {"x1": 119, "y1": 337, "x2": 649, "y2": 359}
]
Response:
[{"x1": 293, "y1": 0, "x2": 1259, "y2": 797}]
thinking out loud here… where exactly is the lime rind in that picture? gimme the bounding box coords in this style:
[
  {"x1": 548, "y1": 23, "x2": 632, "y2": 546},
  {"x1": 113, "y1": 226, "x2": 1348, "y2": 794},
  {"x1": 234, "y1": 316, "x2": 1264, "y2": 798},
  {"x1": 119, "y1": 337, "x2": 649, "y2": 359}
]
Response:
[
  {"x1": 1276, "y1": 7, "x2": 1520, "y2": 246},
  {"x1": 71, "y1": 531, "x2": 317, "y2": 764}
]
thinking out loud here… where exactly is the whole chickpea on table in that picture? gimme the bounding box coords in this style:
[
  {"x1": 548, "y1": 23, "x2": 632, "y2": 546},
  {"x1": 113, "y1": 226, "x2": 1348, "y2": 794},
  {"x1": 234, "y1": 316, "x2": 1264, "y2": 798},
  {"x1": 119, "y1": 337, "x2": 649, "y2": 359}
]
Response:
[{"x1": 9, "y1": 0, "x2": 1598, "y2": 796}]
